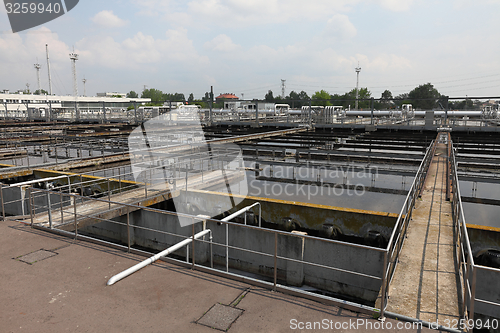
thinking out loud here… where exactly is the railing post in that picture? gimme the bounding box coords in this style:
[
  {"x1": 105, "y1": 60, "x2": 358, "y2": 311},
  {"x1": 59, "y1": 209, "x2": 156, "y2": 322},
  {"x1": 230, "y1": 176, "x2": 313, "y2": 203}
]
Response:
[
  {"x1": 0, "y1": 183, "x2": 5, "y2": 221},
  {"x1": 59, "y1": 191, "x2": 64, "y2": 225},
  {"x1": 191, "y1": 217, "x2": 195, "y2": 270},
  {"x1": 226, "y1": 223, "x2": 229, "y2": 272},
  {"x1": 29, "y1": 187, "x2": 34, "y2": 228},
  {"x1": 80, "y1": 175, "x2": 84, "y2": 204},
  {"x1": 47, "y1": 191, "x2": 53, "y2": 229},
  {"x1": 379, "y1": 251, "x2": 388, "y2": 320},
  {"x1": 127, "y1": 209, "x2": 131, "y2": 253},
  {"x1": 210, "y1": 230, "x2": 213, "y2": 269},
  {"x1": 469, "y1": 265, "x2": 477, "y2": 321},
  {"x1": 107, "y1": 178, "x2": 111, "y2": 209},
  {"x1": 73, "y1": 196, "x2": 78, "y2": 239},
  {"x1": 273, "y1": 232, "x2": 278, "y2": 291}
]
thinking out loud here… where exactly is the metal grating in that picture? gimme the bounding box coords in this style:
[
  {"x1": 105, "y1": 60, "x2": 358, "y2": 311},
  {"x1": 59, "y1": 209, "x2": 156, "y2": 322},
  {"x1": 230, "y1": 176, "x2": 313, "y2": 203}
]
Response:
[
  {"x1": 16, "y1": 250, "x2": 57, "y2": 265},
  {"x1": 196, "y1": 303, "x2": 243, "y2": 332}
]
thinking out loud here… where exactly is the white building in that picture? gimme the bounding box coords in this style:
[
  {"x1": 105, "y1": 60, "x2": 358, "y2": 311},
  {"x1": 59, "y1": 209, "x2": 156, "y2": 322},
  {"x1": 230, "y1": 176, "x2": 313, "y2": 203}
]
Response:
[{"x1": 0, "y1": 93, "x2": 150, "y2": 120}]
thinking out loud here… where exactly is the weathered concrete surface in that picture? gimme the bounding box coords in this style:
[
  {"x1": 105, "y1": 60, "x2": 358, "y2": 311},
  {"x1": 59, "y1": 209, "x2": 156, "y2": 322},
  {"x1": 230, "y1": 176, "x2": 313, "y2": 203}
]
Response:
[
  {"x1": 385, "y1": 144, "x2": 461, "y2": 323},
  {"x1": 180, "y1": 189, "x2": 398, "y2": 237},
  {"x1": 31, "y1": 169, "x2": 245, "y2": 230},
  {"x1": 0, "y1": 219, "x2": 436, "y2": 332},
  {"x1": 82, "y1": 208, "x2": 386, "y2": 302}
]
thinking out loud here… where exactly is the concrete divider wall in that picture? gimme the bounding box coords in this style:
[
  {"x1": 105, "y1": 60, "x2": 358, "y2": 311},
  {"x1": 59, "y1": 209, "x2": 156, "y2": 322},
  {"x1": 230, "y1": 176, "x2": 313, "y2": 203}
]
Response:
[
  {"x1": 179, "y1": 190, "x2": 398, "y2": 238},
  {"x1": 302, "y1": 238, "x2": 384, "y2": 302},
  {"x1": 82, "y1": 207, "x2": 209, "y2": 262},
  {"x1": 82, "y1": 207, "x2": 385, "y2": 303},
  {"x1": 2, "y1": 186, "x2": 67, "y2": 216},
  {"x1": 474, "y1": 267, "x2": 500, "y2": 318},
  {"x1": 466, "y1": 227, "x2": 500, "y2": 318},
  {"x1": 2, "y1": 186, "x2": 26, "y2": 216}
]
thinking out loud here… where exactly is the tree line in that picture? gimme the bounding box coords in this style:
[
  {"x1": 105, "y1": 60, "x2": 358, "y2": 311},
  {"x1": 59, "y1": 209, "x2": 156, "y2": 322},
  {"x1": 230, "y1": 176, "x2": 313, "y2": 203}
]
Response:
[
  {"x1": 266, "y1": 83, "x2": 478, "y2": 110},
  {"x1": 128, "y1": 83, "x2": 481, "y2": 110}
]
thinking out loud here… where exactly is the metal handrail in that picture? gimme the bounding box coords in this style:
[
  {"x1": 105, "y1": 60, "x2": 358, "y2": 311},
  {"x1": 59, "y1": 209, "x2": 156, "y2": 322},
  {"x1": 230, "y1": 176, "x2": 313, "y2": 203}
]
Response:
[
  {"x1": 379, "y1": 138, "x2": 436, "y2": 319},
  {"x1": 450, "y1": 142, "x2": 500, "y2": 321},
  {"x1": 27, "y1": 186, "x2": 387, "y2": 318}
]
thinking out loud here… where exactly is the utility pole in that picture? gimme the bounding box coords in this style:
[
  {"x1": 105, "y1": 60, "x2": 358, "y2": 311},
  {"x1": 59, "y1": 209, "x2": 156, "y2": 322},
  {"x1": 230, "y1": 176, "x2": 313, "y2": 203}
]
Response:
[
  {"x1": 46, "y1": 44, "x2": 52, "y2": 95},
  {"x1": 355, "y1": 63, "x2": 361, "y2": 110},
  {"x1": 281, "y1": 79, "x2": 286, "y2": 99},
  {"x1": 69, "y1": 48, "x2": 79, "y2": 97},
  {"x1": 82, "y1": 77, "x2": 87, "y2": 97},
  {"x1": 34, "y1": 62, "x2": 41, "y2": 94}
]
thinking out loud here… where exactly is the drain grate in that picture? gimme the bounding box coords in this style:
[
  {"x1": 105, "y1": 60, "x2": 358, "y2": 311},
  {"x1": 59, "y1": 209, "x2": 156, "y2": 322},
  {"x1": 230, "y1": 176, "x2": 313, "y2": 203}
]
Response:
[
  {"x1": 16, "y1": 250, "x2": 57, "y2": 265},
  {"x1": 197, "y1": 303, "x2": 243, "y2": 332}
]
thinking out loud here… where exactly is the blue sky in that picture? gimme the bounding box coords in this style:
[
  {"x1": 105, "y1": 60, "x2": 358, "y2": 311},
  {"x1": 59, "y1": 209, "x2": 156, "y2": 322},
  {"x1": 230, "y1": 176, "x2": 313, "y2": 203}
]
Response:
[{"x1": 1, "y1": 0, "x2": 500, "y2": 100}]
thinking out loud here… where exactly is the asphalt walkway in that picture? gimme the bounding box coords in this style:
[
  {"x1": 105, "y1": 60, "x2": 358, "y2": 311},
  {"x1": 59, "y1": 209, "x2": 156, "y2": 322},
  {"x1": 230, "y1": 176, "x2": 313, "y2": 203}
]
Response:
[
  {"x1": 385, "y1": 143, "x2": 461, "y2": 323},
  {"x1": 0, "y1": 219, "x2": 439, "y2": 332}
]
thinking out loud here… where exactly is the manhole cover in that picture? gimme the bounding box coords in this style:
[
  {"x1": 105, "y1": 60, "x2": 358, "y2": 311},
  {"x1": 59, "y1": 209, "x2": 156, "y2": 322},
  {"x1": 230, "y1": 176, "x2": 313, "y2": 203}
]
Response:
[
  {"x1": 16, "y1": 250, "x2": 57, "y2": 264},
  {"x1": 197, "y1": 303, "x2": 243, "y2": 331}
]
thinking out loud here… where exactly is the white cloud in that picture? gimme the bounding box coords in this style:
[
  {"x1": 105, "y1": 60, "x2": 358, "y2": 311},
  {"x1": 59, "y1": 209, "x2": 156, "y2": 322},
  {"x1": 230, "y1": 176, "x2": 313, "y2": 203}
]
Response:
[
  {"x1": 188, "y1": 0, "x2": 357, "y2": 26},
  {"x1": 130, "y1": 0, "x2": 174, "y2": 16},
  {"x1": 77, "y1": 28, "x2": 209, "y2": 70},
  {"x1": 0, "y1": 27, "x2": 73, "y2": 93},
  {"x1": 204, "y1": 34, "x2": 242, "y2": 52},
  {"x1": 324, "y1": 14, "x2": 357, "y2": 40},
  {"x1": 91, "y1": 10, "x2": 128, "y2": 28},
  {"x1": 376, "y1": 0, "x2": 414, "y2": 12}
]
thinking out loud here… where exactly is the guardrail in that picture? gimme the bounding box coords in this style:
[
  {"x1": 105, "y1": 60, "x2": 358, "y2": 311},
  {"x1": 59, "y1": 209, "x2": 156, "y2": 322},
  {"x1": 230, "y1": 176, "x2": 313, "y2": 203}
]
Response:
[
  {"x1": 450, "y1": 138, "x2": 500, "y2": 323},
  {"x1": 379, "y1": 138, "x2": 436, "y2": 319},
  {"x1": 26, "y1": 186, "x2": 388, "y2": 318},
  {"x1": 4, "y1": 136, "x2": 448, "y2": 323},
  {"x1": 0, "y1": 144, "x2": 245, "y2": 221}
]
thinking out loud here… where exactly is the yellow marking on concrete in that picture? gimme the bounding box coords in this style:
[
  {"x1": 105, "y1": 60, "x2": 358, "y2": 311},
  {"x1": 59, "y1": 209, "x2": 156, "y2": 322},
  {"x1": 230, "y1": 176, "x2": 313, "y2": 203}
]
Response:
[
  {"x1": 466, "y1": 223, "x2": 500, "y2": 233},
  {"x1": 35, "y1": 169, "x2": 140, "y2": 185},
  {"x1": 188, "y1": 189, "x2": 398, "y2": 218}
]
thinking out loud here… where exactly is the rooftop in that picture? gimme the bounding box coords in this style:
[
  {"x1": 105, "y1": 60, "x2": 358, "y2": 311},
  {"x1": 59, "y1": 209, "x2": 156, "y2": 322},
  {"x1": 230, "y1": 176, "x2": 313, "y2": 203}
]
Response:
[{"x1": 1, "y1": 219, "x2": 435, "y2": 332}]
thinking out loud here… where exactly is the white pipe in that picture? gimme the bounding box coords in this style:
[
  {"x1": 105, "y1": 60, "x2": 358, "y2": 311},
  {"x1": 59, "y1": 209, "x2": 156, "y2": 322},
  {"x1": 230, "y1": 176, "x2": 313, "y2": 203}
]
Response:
[
  {"x1": 107, "y1": 229, "x2": 211, "y2": 286},
  {"x1": 221, "y1": 202, "x2": 260, "y2": 222},
  {"x1": 9, "y1": 175, "x2": 71, "y2": 187}
]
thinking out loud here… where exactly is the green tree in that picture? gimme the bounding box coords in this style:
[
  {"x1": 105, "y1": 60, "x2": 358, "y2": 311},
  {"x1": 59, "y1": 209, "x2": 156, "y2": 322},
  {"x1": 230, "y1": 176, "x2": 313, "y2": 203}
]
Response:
[
  {"x1": 408, "y1": 83, "x2": 441, "y2": 110},
  {"x1": 312, "y1": 90, "x2": 332, "y2": 106},
  {"x1": 298, "y1": 91, "x2": 310, "y2": 101},
  {"x1": 379, "y1": 90, "x2": 394, "y2": 109},
  {"x1": 164, "y1": 92, "x2": 185, "y2": 102},
  {"x1": 343, "y1": 88, "x2": 371, "y2": 109},
  {"x1": 188, "y1": 93, "x2": 194, "y2": 103},
  {"x1": 265, "y1": 90, "x2": 274, "y2": 102},
  {"x1": 34, "y1": 89, "x2": 48, "y2": 95},
  {"x1": 394, "y1": 93, "x2": 410, "y2": 108},
  {"x1": 127, "y1": 90, "x2": 138, "y2": 98},
  {"x1": 141, "y1": 88, "x2": 164, "y2": 104}
]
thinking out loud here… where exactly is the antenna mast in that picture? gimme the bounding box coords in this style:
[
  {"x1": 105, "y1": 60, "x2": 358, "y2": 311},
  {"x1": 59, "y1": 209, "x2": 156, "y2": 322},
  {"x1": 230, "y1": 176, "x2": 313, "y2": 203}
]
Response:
[
  {"x1": 34, "y1": 61, "x2": 41, "y2": 94},
  {"x1": 46, "y1": 44, "x2": 52, "y2": 95},
  {"x1": 69, "y1": 48, "x2": 79, "y2": 97},
  {"x1": 355, "y1": 63, "x2": 361, "y2": 110},
  {"x1": 82, "y1": 77, "x2": 87, "y2": 97}
]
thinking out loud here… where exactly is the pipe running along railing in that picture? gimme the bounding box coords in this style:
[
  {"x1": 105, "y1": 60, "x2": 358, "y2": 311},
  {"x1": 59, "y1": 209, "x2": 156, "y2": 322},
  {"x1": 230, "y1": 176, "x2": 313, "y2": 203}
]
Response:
[
  {"x1": 26, "y1": 186, "x2": 388, "y2": 319},
  {"x1": 450, "y1": 137, "x2": 500, "y2": 323},
  {"x1": 107, "y1": 228, "x2": 212, "y2": 286},
  {"x1": 7, "y1": 136, "x2": 446, "y2": 323}
]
